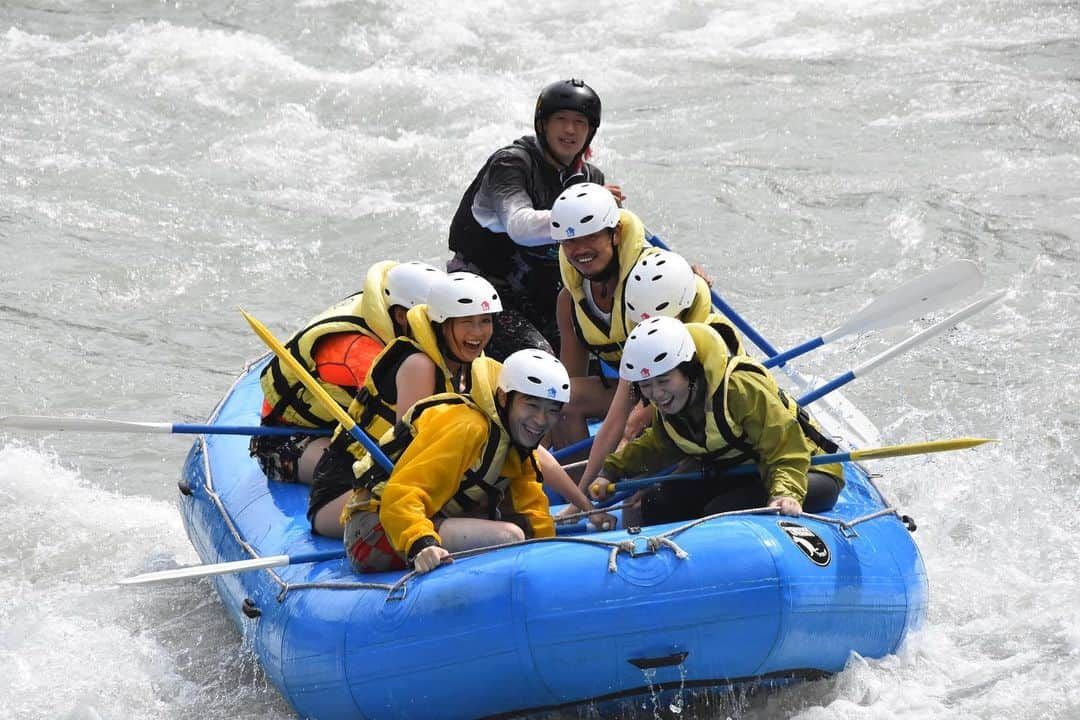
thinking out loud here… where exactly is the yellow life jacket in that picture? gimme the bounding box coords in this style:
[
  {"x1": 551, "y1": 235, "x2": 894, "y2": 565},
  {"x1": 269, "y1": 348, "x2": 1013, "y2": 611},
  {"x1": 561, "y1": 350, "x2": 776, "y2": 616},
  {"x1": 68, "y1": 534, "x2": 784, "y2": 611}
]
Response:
[
  {"x1": 344, "y1": 357, "x2": 529, "y2": 524},
  {"x1": 558, "y1": 208, "x2": 648, "y2": 365},
  {"x1": 259, "y1": 261, "x2": 400, "y2": 427},
  {"x1": 339, "y1": 304, "x2": 462, "y2": 462},
  {"x1": 681, "y1": 276, "x2": 745, "y2": 357},
  {"x1": 657, "y1": 323, "x2": 841, "y2": 479}
]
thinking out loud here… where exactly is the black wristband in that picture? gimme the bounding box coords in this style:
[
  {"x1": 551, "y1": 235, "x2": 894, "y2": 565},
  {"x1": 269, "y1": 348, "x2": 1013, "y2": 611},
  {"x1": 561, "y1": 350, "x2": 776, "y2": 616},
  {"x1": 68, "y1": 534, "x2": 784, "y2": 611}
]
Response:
[{"x1": 406, "y1": 535, "x2": 440, "y2": 562}]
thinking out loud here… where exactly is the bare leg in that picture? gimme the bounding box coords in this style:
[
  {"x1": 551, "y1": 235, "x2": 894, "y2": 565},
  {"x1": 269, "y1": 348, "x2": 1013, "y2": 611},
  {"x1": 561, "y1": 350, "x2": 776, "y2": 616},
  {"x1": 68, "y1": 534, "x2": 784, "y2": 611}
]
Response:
[
  {"x1": 296, "y1": 436, "x2": 332, "y2": 485},
  {"x1": 437, "y1": 517, "x2": 525, "y2": 551},
  {"x1": 311, "y1": 490, "x2": 350, "y2": 538}
]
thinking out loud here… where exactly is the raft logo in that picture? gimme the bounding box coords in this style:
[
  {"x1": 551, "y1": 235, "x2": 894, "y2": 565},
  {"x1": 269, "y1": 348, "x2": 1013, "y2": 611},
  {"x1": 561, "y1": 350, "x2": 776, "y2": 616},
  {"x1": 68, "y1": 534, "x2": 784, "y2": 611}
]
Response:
[{"x1": 778, "y1": 521, "x2": 830, "y2": 567}]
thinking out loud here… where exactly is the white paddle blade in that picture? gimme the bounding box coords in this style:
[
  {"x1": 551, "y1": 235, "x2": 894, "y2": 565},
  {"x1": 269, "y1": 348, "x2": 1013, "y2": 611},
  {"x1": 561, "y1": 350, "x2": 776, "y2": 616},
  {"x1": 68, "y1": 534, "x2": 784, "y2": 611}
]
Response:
[
  {"x1": 823, "y1": 259, "x2": 984, "y2": 342},
  {"x1": 0, "y1": 415, "x2": 173, "y2": 433},
  {"x1": 854, "y1": 290, "x2": 1006, "y2": 376},
  {"x1": 118, "y1": 554, "x2": 291, "y2": 585}
]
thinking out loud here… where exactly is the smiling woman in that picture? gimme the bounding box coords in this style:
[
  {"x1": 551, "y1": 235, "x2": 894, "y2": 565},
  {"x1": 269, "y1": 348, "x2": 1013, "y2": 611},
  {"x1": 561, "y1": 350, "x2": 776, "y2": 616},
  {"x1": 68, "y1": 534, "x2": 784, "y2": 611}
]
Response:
[{"x1": 306, "y1": 272, "x2": 502, "y2": 538}]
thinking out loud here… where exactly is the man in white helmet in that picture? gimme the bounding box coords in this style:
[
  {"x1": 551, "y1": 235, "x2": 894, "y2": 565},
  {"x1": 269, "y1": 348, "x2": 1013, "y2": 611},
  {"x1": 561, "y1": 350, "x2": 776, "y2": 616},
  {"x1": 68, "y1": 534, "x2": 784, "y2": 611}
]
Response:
[
  {"x1": 339, "y1": 350, "x2": 575, "y2": 574},
  {"x1": 252, "y1": 260, "x2": 444, "y2": 485},
  {"x1": 447, "y1": 80, "x2": 624, "y2": 362}
]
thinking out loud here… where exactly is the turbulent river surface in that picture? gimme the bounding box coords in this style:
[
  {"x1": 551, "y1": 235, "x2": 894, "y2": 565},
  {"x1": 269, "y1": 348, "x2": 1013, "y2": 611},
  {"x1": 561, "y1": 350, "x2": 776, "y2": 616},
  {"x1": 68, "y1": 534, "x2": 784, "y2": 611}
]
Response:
[{"x1": 2, "y1": 1, "x2": 1078, "y2": 718}]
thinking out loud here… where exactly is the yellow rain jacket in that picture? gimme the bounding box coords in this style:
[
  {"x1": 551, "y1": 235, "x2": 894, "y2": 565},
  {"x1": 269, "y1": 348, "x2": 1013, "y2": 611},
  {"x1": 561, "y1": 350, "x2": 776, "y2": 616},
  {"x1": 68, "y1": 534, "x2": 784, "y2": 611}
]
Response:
[{"x1": 341, "y1": 357, "x2": 554, "y2": 555}]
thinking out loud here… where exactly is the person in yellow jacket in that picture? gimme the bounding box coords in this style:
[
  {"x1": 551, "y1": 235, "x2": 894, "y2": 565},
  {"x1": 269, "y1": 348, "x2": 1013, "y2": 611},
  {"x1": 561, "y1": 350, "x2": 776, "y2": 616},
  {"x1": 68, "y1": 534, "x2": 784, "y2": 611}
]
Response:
[
  {"x1": 309, "y1": 272, "x2": 609, "y2": 537},
  {"x1": 340, "y1": 349, "x2": 571, "y2": 574},
  {"x1": 573, "y1": 249, "x2": 744, "y2": 495},
  {"x1": 590, "y1": 317, "x2": 844, "y2": 524},
  {"x1": 251, "y1": 260, "x2": 443, "y2": 484},
  {"x1": 308, "y1": 271, "x2": 503, "y2": 536}
]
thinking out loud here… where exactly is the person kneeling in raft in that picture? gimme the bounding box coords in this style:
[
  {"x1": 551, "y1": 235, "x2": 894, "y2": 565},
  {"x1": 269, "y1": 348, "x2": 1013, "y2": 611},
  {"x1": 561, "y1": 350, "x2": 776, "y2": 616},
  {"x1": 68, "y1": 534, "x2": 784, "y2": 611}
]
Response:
[
  {"x1": 590, "y1": 316, "x2": 844, "y2": 525},
  {"x1": 339, "y1": 349, "x2": 573, "y2": 574}
]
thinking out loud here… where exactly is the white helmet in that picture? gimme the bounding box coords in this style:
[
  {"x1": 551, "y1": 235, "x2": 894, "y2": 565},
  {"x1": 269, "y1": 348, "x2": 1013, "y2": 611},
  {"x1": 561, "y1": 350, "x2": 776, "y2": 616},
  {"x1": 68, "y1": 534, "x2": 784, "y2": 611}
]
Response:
[
  {"x1": 624, "y1": 249, "x2": 696, "y2": 325},
  {"x1": 550, "y1": 182, "x2": 619, "y2": 242},
  {"x1": 498, "y1": 349, "x2": 571, "y2": 403},
  {"x1": 384, "y1": 261, "x2": 444, "y2": 309},
  {"x1": 426, "y1": 272, "x2": 503, "y2": 322},
  {"x1": 619, "y1": 316, "x2": 695, "y2": 383}
]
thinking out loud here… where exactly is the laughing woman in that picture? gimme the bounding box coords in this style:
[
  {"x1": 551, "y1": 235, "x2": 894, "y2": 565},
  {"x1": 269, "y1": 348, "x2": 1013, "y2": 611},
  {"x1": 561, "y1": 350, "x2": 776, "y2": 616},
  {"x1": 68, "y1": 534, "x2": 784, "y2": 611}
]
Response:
[{"x1": 590, "y1": 317, "x2": 844, "y2": 524}]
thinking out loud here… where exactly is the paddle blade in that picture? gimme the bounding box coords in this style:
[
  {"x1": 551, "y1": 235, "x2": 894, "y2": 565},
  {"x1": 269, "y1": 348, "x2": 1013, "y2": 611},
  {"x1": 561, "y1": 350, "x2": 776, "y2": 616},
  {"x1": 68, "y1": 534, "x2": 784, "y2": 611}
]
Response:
[
  {"x1": 0, "y1": 415, "x2": 173, "y2": 433},
  {"x1": 118, "y1": 555, "x2": 291, "y2": 585},
  {"x1": 847, "y1": 437, "x2": 996, "y2": 462},
  {"x1": 824, "y1": 260, "x2": 984, "y2": 341}
]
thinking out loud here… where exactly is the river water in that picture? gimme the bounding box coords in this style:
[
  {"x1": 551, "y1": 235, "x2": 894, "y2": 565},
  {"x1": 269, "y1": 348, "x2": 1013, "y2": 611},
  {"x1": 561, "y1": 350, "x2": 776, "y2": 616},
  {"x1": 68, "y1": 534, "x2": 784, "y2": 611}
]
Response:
[{"x1": 2, "y1": 1, "x2": 1078, "y2": 718}]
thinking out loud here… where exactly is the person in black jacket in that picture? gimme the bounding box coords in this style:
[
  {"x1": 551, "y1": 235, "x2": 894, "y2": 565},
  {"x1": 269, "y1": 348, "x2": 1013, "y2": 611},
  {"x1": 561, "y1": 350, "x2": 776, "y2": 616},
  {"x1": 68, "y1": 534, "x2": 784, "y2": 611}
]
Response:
[{"x1": 447, "y1": 79, "x2": 624, "y2": 361}]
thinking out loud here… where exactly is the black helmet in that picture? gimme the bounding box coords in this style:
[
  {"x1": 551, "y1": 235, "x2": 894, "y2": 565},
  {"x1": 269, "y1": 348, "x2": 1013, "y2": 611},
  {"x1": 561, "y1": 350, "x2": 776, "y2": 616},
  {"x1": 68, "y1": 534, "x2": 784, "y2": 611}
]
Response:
[
  {"x1": 533, "y1": 79, "x2": 602, "y2": 169},
  {"x1": 534, "y1": 79, "x2": 602, "y2": 129}
]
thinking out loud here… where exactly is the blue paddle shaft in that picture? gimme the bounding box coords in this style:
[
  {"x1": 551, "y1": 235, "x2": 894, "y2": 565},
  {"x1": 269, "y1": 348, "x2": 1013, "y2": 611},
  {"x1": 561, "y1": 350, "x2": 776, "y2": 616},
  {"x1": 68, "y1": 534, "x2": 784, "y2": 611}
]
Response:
[
  {"x1": 288, "y1": 549, "x2": 347, "y2": 565},
  {"x1": 552, "y1": 436, "x2": 594, "y2": 462},
  {"x1": 348, "y1": 425, "x2": 396, "y2": 473},
  {"x1": 646, "y1": 234, "x2": 779, "y2": 358},
  {"x1": 613, "y1": 450, "x2": 855, "y2": 494},
  {"x1": 173, "y1": 424, "x2": 332, "y2": 437},
  {"x1": 763, "y1": 336, "x2": 825, "y2": 369},
  {"x1": 796, "y1": 370, "x2": 856, "y2": 406}
]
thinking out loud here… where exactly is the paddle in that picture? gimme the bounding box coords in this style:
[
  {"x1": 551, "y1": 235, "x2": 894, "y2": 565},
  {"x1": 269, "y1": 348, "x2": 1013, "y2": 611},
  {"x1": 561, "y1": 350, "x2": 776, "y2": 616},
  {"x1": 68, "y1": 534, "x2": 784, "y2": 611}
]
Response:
[
  {"x1": 551, "y1": 264, "x2": 991, "y2": 464},
  {"x1": 797, "y1": 290, "x2": 1005, "y2": 406},
  {"x1": 594, "y1": 437, "x2": 995, "y2": 497},
  {"x1": 118, "y1": 549, "x2": 346, "y2": 586},
  {"x1": 763, "y1": 259, "x2": 984, "y2": 368},
  {"x1": 241, "y1": 309, "x2": 394, "y2": 472},
  {"x1": 646, "y1": 233, "x2": 778, "y2": 357},
  {"x1": 0, "y1": 415, "x2": 332, "y2": 437}
]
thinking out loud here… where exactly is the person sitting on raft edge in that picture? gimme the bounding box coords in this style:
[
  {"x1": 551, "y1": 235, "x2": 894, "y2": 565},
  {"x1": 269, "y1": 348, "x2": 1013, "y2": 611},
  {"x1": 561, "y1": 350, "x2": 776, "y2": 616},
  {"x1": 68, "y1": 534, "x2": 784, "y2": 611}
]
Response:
[
  {"x1": 339, "y1": 349, "x2": 573, "y2": 574},
  {"x1": 590, "y1": 317, "x2": 845, "y2": 525},
  {"x1": 447, "y1": 78, "x2": 624, "y2": 361}
]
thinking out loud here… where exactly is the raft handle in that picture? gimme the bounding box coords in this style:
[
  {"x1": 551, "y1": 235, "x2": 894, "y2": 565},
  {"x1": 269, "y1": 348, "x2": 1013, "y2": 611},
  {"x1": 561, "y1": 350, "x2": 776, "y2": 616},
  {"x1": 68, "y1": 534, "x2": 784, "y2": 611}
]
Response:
[
  {"x1": 628, "y1": 651, "x2": 689, "y2": 669},
  {"x1": 177, "y1": 479, "x2": 193, "y2": 496},
  {"x1": 901, "y1": 515, "x2": 917, "y2": 532},
  {"x1": 241, "y1": 598, "x2": 261, "y2": 619}
]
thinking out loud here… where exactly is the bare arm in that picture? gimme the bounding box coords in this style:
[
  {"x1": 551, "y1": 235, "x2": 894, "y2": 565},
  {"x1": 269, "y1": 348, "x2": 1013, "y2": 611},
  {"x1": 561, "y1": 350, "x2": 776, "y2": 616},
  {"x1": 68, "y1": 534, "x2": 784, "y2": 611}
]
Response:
[
  {"x1": 394, "y1": 352, "x2": 439, "y2": 422},
  {"x1": 578, "y1": 379, "x2": 635, "y2": 491},
  {"x1": 556, "y1": 288, "x2": 589, "y2": 377}
]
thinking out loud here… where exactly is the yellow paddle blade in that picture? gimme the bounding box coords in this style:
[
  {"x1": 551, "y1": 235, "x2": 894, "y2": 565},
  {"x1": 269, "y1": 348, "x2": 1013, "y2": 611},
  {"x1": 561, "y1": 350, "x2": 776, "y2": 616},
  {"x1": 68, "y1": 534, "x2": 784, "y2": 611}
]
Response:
[
  {"x1": 847, "y1": 437, "x2": 996, "y2": 462},
  {"x1": 240, "y1": 308, "x2": 357, "y2": 433}
]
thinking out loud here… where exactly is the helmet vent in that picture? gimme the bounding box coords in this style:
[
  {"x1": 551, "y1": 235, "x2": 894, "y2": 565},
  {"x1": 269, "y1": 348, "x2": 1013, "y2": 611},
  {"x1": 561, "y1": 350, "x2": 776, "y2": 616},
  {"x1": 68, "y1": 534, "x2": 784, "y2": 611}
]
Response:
[
  {"x1": 653, "y1": 352, "x2": 668, "y2": 363},
  {"x1": 527, "y1": 375, "x2": 542, "y2": 385},
  {"x1": 579, "y1": 214, "x2": 594, "y2": 224}
]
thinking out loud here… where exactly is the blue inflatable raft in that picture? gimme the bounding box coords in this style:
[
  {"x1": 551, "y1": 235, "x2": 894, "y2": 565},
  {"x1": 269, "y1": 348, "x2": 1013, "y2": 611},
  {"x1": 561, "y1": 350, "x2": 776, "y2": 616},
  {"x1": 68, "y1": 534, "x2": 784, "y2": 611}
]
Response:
[{"x1": 178, "y1": 354, "x2": 927, "y2": 719}]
